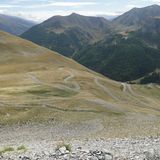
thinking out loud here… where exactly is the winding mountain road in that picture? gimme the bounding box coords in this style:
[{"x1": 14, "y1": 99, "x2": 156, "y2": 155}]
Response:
[
  {"x1": 121, "y1": 83, "x2": 159, "y2": 108},
  {"x1": 121, "y1": 83, "x2": 127, "y2": 93},
  {"x1": 121, "y1": 83, "x2": 143, "y2": 101},
  {"x1": 87, "y1": 98, "x2": 124, "y2": 112},
  {"x1": 27, "y1": 73, "x2": 43, "y2": 84},
  {"x1": 121, "y1": 83, "x2": 137, "y2": 96},
  {"x1": 27, "y1": 69, "x2": 80, "y2": 93},
  {"x1": 64, "y1": 71, "x2": 81, "y2": 92},
  {"x1": 94, "y1": 77, "x2": 119, "y2": 101}
]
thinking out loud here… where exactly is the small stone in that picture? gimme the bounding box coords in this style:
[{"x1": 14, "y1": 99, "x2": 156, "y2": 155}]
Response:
[
  {"x1": 59, "y1": 146, "x2": 67, "y2": 154},
  {"x1": 21, "y1": 156, "x2": 31, "y2": 160},
  {"x1": 104, "y1": 153, "x2": 113, "y2": 160},
  {"x1": 77, "y1": 146, "x2": 82, "y2": 150},
  {"x1": 42, "y1": 151, "x2": 49, "y2": 155}
]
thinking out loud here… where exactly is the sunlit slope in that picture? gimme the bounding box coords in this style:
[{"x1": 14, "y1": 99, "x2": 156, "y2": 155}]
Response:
[{"x1": 0, "y1": 30, "x2": 160, "y2": 137}]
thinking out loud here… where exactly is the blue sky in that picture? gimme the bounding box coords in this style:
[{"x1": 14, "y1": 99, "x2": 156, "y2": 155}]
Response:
[{"x1": 0, "y1": 0, "x2": 159, "y2": 22}]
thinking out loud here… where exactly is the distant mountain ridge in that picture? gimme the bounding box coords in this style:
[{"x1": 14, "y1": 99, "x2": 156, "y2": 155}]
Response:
[
  {"x1": 113, "y1": 4, "x2": 160, "y2": 29},
  {"x1": 21, "y1": 13, "x2": 111, "y2": 57},
  {"x1": 0, "y1": 14, "x2": 36, "y2": 35}
]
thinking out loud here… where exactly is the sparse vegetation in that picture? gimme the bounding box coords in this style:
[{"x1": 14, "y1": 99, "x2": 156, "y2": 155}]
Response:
[
  {"x1": 27, "y1": 86, "x2": 77, "y2": 97},
  {"x1": 17, "y1": 145, "x2": 27, "y2": 152},
  {"x1": 120, "y1": 85, "x2": 124, "y2": 91},
  {"x1": 0, "y1": 145, "x2": 27, "y2": 155},
  {"x1": 0, "y1": 146, "x2": 14, "y2": 155}
]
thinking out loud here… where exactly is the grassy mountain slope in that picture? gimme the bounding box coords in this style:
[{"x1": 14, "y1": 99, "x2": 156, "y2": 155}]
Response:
[
  {"x1": 0, "y1": 14, "x2": 35, "y2": 35},
  {"x1": 21, "y1": 13, "x2": 111, "y2": 57},
  {"x1": 0, "y1": 30, "x2": 160, "y2": 137}
]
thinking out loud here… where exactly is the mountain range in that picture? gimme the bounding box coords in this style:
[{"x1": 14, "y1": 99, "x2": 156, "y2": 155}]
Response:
[
  {"x1": 0, "y1": 5, "x2": 159, "y2": 83},
  {"x1": 113, "y1": 4, "x2": 160, "y2": 30},
  {"x1": 0, "y1": 14, "x2": 36, "y2": 35},
  {"x1": 20, "y1": 5, "x2": 160, "y2": 83}
]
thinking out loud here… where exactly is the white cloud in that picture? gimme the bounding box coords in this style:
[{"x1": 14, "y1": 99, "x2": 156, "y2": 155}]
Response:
[
  {"x1": 0, "y1": 5, "x2": 18, "y2": 8},
  {"x1": 50, "y1": 2, "x2": 97, "y2": 7},
  {"x1": 23, "y1": 1, "x2": 97, "y2": 8},
  {"x1": 0, "y1": 9, "x2": 5, "y2": 13},
  {"x1": 1, "y1": 0, "x2": 160, "y2": 22},
  {"x1": 77, "y1": 11, "x2": 120, "y2": 16},
  {"x1": 148, "y1": 0, "x2": 160, "y2": 2},
  {"x1": 0, "y1": 9, "x2": 120, "y2": 22},
  {"x1": 126, "y1": 4, "x2": 139, "y2": 9},
  {"x1": 10, "y1": 0, "x2": 44, "y2": 4},
  {"x1": 141, "y1": 0, "x2": 160, "y2": 4}
]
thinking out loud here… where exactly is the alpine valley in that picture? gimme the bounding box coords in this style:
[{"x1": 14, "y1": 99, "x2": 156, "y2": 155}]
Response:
[{"x1": 0, "y1": 4, "x2": 160, "y2": 160}]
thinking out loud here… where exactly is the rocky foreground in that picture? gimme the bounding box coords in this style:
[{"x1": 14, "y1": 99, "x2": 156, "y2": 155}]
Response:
[{"x1": 0, "y1": 137, "x2": 160, "y2": 160}]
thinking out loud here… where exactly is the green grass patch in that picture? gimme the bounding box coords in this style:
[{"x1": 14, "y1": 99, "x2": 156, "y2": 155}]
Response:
[
  {"x1": 17, "y1": 145, "x2": 27, "y2": 152},
  {"x1": 120, "y1": 85, "x2": 124, "y2": 91},
  {"x1": 0, "y1": 146, "x2": 14, "y2": 155},
  {"x1": 27, "y1": 86, "x2": 77, "y2": 97},
  {"x1": 27, "y1": 89, "x2": 50, "y2": 95}
]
